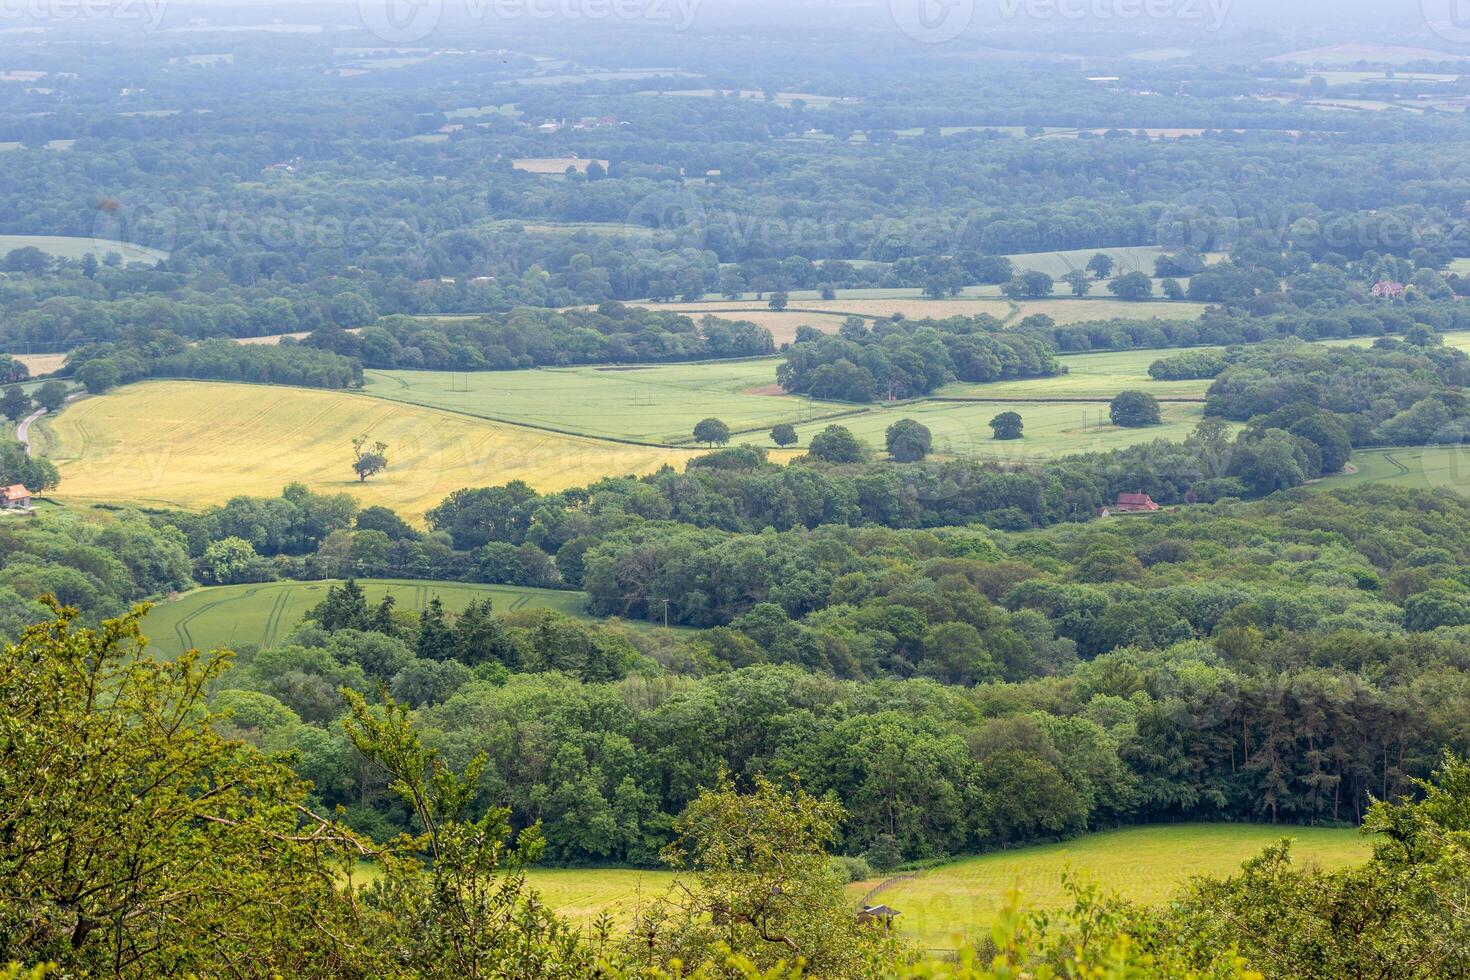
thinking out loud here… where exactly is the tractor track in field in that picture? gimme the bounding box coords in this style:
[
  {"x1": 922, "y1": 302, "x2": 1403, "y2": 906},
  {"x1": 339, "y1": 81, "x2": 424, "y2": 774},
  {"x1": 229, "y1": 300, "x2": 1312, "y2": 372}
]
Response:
[{"x1": 262, "y1": 588, "x2": 291, "y2": 648}]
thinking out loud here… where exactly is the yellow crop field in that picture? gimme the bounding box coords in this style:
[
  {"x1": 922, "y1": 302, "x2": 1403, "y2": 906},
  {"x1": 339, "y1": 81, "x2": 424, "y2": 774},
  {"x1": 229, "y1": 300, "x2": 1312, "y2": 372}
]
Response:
[
  {"x1": 9, "y1": 352, "x2": 66, "y2": 375},
  {"x1": 864, "y1": 824, "x2": 1369, "y2": 949},
  {"x1": 41, "y1": 381, "x2": 699, "y2": 520}
]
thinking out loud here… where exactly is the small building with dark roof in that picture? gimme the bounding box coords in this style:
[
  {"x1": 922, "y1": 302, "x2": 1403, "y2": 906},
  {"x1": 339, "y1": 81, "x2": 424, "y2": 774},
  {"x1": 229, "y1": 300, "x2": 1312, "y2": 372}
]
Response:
[{"x1": 856, "y1": 905, "x2": 901, "y2": 931}]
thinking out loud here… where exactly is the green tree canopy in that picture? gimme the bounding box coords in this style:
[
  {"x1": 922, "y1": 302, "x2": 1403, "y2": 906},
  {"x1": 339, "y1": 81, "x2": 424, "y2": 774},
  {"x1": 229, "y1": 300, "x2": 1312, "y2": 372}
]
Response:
[
  {"x1": 770, "y1": 422, "x2": 798, "y2": 447},
  {"x1": 807, "y1": 424, "x2": 869, "y2": 464},
  {"x1": 990, "y1": 411, "x2": 1024, "y2": 440},
  {"x1": 885, "y1": 418, "x2": 932, "y2": 462},
  {"x1": 1110, "y1": 390, "x2": 1162, "y2": 427},
  {"x1": 693, "y1": 417, "x2": 731, "y2": 447}
]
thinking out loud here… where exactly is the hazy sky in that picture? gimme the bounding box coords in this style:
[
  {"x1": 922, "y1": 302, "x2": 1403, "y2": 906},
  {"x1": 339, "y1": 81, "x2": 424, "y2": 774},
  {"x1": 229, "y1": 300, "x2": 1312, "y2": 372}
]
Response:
[
  {"x1": 319, "y1": 0, "x2": 1468, "y2": 47},
  {"x1": 13, "y1": 0, "x2": 1469, "y2": 54}
]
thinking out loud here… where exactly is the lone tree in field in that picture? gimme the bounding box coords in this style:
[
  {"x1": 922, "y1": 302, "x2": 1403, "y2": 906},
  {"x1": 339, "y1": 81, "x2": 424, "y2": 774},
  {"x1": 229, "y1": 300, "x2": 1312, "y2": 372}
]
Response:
[
  {"x1": 1087, "y1": 252, "x2": 1115, "y2": 279},
  {"x1": 0, "y1": 384, "x2": 31, "y2": 422},
  {"x1": 1061, "y1": 270, "x2": 1093, "y2": 297},
  {"x1": 692, "y1": 417, "x2": 730, "y2": 447},
  {"x1": 990, "y1": 411, "x2": 1024, "y2": 440},
  {"x1": 352, "y1": 435, "x2": 390, "y2": 482},
  {"x1": 1108, "y1": 271, "x2": 1155, "y2": 301},
  {"x1": 770, "y1": 422, "x2": 798, "y2": 447},
  {"x1": 768, "y1": 290, "x2": 789, "y2": 311},
  {"x1": 885, "y1": 418, "x2": 932, "y2": 462},
  {"x1": 1110, "y1": 390, "x2": 1162, "y2": 428}
]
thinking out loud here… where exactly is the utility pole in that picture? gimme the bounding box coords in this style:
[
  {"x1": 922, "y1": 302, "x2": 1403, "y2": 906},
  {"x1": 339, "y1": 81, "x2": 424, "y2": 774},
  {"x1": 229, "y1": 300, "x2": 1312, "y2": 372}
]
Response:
[{"x1": 662, "y1": 598, "x2": 669, "y2": 629}]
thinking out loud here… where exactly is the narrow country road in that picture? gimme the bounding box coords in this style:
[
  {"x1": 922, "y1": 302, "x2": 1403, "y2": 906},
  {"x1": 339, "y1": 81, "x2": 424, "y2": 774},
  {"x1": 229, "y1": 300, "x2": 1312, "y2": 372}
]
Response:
[
  {"x1": 15, "y1": 406, "x2": 44, "y2": 455},
  {"x1": 14, "y1": 393, "x2": 85, "y2": 456}
]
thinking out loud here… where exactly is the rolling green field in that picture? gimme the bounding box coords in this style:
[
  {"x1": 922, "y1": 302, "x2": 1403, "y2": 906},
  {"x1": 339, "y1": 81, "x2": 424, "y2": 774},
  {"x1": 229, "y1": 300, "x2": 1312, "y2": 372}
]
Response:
[
  {"x1": 1002, "y1": 245, "x2": 1169, "y2": 278},
  {"x1": 870, "y1": 824, "x2": 1369, "y2": 950},
  {"x1": 943, "y1": 347, "x2": 1218, "y2": 400},
  {"x1": 0, "y1": 233, "x2": 168, "y2": 263},
  {"x1": 792, "y1": 398, "x2": 1213, "y2": 459},
  {"x1": 142, "y1": 579, "x2": 588, "y2": 658},
  {"x1": 364, "y1": 346, "x2": 1214, "y2": 451},
  {"x1": 362, "y1": 361, "x2": 847, "y2": 444},
  {"x1": 638, "y1": 295, "x2": 1012, "y2": 321},
  {"x1": 1319, "y1": 446, "x2": 1470, "y2": 496},
  {"x1": 630, "y1": 293, "x2": 1204, "y2": 326},
  {"x1": 355, "y1": 824, "x2": 1369, "y2": 950}
]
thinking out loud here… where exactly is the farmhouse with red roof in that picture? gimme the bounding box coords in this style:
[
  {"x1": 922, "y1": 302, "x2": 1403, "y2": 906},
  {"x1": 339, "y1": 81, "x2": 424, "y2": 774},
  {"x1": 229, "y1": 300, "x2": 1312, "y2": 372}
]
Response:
[
  {"x1": 0, "y1": 484, "x2": 32, "y2": 511},
  {"x1": 1371, "y1": 280, "x2": 1406, "y2": 300},
  {"x1": 1113, "y1": 492, "x2": 1160, "y2": 513}
]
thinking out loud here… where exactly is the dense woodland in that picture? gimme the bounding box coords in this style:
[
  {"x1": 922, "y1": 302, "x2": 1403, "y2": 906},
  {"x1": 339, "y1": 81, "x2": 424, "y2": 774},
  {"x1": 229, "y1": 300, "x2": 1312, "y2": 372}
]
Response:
[
  {"x1": 11, "y1": 479, "x2": 1470, "y2": 866},
  {"x1": 776, "y1": 318, "x2": 1059, "y2": 400}
]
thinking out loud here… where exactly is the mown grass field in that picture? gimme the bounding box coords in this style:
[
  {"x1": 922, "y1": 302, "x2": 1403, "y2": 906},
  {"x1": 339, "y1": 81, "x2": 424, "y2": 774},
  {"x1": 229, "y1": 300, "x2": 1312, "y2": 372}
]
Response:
[
  {"x1": 621, "y1": 307, "x2": 851, "y2": 344},
  {"x1": 1319, "y1": 446, "x2": 1470, "y2": 495},
  {"x1": 620, "y1": 295, "x2": 1006, "y2": 323},
  {"x1": 792, "y1": 398, "x2": 1212, "y2": 459},
  {"x1": 625, "y1": 293, "x2": 1204, "y2": 327},
  {"x1": 8, "y1": 352, "x2": 66, "y2": 375},
  {"x1": 1320, "y1": 331, "x2": 1470, "y2": 357},
  {"x1": 39, "y1": 381, "x2": 702, "y2": 520},
  {"x1": 1010, "y1": 297, "x2": 1209, "y2": 325},
  {"x1": 868, "y1": 824, "x2": 1370, "y2": 950},
  {"x1": 362, "y1": 361, "x2": 846, "y2": 444},
  {"x1": 0, "y1": 233, "x2": 167, "y2": 263},
  {"x1": 1002, "y1": 245, "x2": 1171, "y2": 278},
  {"x1": 142, "y1": 579, "x2": 588, "y2": 658},
  {"x1": 360, "y1": 350, "x2": 1219, "y2": 458},
  {"x1": 942, "y1": 347, "x2": 1219, "y2": 400}
]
